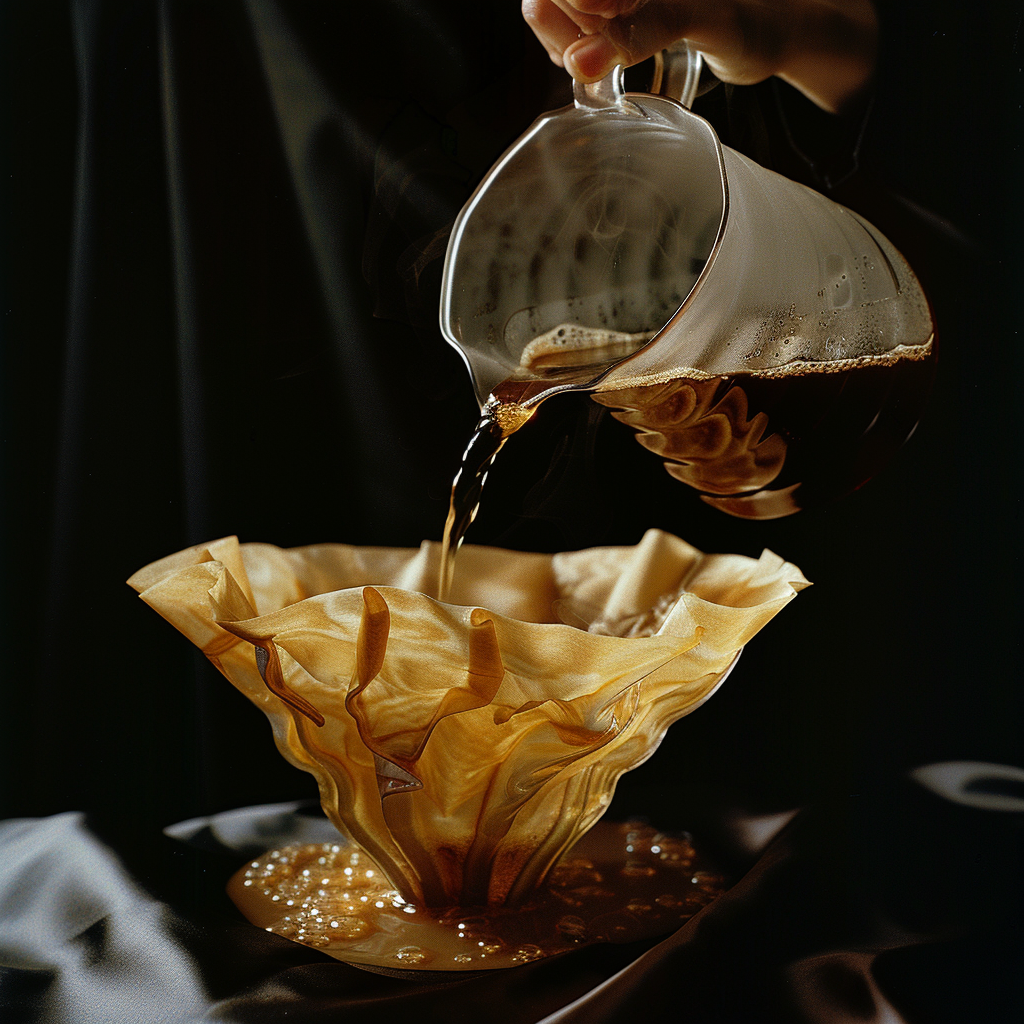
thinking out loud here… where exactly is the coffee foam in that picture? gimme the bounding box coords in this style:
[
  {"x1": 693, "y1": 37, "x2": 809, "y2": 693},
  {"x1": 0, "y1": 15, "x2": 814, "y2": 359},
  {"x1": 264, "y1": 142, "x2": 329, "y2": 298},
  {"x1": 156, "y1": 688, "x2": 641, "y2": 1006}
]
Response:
[
  {"x1": 519, "y1": 320, "x2": 934, "y2": 388},
  {"x1": 519, "y1": 324, "x2": 655, "y2": 371},
  {"x1": 593, "y1": 335, "x2": 935, "y2": 392}
]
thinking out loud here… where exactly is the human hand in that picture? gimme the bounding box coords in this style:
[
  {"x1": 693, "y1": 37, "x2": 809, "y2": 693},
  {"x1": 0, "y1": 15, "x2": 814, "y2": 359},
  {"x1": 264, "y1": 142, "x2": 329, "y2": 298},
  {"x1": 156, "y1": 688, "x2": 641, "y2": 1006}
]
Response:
[{"x1": 521, "y1": 1, "x2": 877, "y2": 113}]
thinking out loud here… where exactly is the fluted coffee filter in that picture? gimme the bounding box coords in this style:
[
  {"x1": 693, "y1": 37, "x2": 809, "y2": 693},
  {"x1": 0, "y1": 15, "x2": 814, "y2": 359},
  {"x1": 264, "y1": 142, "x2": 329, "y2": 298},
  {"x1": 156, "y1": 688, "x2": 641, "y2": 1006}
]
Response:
[{"x1": 129, "y1": 530, "x2": 807, "y2": 907}]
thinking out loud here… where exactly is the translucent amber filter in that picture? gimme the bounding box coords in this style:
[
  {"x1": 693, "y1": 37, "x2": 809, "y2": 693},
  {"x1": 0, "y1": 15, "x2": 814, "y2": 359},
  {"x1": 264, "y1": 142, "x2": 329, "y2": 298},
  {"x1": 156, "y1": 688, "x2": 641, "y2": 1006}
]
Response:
[{"x1": 129, "y1": 530, "x2": 807, "y2": 909}]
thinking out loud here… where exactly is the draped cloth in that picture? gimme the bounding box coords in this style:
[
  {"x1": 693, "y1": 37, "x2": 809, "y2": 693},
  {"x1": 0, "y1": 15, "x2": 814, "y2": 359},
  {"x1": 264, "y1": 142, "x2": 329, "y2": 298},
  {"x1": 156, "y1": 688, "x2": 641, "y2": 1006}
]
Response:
[{"x1": 2, "y1": 764, "x2": 1022, "y2": 1023}]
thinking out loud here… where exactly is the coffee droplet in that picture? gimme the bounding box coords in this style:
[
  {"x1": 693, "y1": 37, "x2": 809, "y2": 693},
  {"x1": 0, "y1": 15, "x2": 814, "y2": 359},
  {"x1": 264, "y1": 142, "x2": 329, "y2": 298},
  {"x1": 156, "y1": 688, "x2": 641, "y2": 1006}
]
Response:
[
  {"x1": 654, "y1": 834, "x2": 696, "y2": 866},
  {"x1": 623, "y1": 823, "x2": 659, "y2": 850},
  {"x1": 510, "y1": 944, "x2": 545, "y2": 963},
  {"x1": 395, "y1": 945, "x2": 433, "y2": 965},
  {"x1": 454, "y1": 915, "x2": 489, "y2": 937},
  {"x1": 327, "y1": 916, "x2": 371, "y2": 942},
  {"x1": 691, "y1": 871, "x2": 726, "y2": 891}
]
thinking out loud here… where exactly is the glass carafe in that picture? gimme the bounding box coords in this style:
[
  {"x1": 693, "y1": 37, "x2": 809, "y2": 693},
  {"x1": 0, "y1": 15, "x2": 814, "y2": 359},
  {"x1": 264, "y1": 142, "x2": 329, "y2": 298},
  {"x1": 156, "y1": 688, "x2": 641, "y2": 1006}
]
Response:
[{"x1": 440, "y1": 45, "x2": 935, "y2": 518}]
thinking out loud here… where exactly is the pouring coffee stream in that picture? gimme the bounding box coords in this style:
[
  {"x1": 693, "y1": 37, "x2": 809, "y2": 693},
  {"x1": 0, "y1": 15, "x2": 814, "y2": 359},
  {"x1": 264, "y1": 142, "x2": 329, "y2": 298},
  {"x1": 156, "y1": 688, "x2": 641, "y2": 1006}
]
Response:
[
  {"x1": 437, "y1": 380, "x2": 539, "y2": 603},
  {"x1": 436, "y1": 328, "x2": 649, "y2": 602},
  {"x1": 436, "y1": 334, "x2": 935, "y2": 600},
  {"x1": 437, "y1": 47, "x2": 935, "y2": 599}
]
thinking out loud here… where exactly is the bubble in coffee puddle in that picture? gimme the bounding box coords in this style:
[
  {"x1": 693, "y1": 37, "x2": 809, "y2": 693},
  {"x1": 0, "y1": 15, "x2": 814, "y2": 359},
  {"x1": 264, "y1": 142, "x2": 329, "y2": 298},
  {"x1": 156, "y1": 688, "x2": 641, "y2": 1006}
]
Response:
[{"x1": 229, "y1": 821, "x2": 728, "y2": 973}]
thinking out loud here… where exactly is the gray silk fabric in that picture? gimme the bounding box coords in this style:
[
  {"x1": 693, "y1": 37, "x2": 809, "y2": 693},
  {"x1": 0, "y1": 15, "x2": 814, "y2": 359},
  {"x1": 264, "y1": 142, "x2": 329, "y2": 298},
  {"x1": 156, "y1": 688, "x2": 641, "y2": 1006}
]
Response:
[
  {"x1": 0, "y1": 814, "x2": 216, "y2": 1024},
  {"x1": 2, "y1": 765, "x2": 1022, "y2": 1024}
]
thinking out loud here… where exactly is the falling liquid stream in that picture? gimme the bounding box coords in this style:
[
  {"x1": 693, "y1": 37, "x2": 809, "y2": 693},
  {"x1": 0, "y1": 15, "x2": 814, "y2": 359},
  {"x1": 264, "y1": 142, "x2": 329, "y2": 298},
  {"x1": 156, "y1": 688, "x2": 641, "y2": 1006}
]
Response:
[{"x1": 437, "y1": 382, "x2": 540, "y2": 602}]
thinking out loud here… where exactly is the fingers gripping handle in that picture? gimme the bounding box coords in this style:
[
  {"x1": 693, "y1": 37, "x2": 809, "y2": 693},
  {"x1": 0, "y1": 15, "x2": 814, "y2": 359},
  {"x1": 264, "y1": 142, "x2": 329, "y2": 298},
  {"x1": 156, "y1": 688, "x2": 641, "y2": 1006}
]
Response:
[
  {"x1": 573, "y1": 63, "x2": 627, "y2": 109},
  {"x1": 572, "y1": 41, "x2": 710, "y2": 112}
]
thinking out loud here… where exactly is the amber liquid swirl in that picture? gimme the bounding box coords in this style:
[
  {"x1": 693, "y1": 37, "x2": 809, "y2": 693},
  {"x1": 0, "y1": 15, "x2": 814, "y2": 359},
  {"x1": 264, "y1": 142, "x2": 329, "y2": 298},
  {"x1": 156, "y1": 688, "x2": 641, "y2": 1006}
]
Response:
[
  {"x1": 438, "y1": 333, "x2": 936, "y2": 596},
  {"x1": 594, "y1": 345, "x2": 936, "y2": 519},
  {"x1": 437, "y1": 380, "x2": 541, "y2": 602}
]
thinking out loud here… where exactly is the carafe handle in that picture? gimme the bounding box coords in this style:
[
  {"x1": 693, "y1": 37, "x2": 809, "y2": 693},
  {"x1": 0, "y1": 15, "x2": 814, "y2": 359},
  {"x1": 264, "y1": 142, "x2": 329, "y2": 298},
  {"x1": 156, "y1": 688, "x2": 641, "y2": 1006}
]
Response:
[
  {"x1": 573, "y1": 64, "x2": 626, "y2": 110},
  {"x1": 572, "y1": 40, "x2": 714, "y2": 112},
  {"x1": 651, "y1": 40, "x2": 706, "y2": 109}
]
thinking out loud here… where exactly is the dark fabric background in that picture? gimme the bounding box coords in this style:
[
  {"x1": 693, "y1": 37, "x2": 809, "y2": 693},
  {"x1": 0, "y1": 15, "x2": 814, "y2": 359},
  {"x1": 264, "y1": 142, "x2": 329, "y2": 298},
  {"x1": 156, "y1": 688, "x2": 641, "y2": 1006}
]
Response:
[{"x1": 1, "y1": 2, "x2": 1022, "y2": 1020}]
